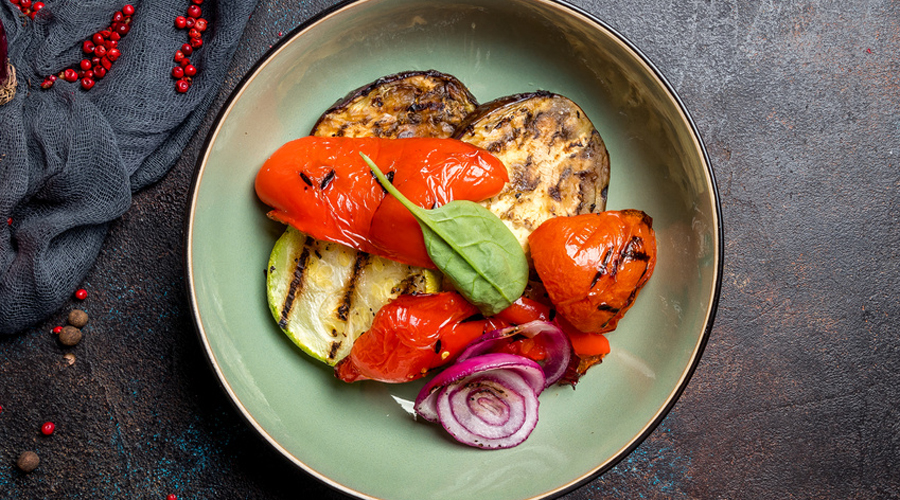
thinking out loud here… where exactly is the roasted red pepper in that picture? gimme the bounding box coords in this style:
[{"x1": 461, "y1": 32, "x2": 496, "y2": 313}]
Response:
[
  {"x1": 528, "y1": 210, "x2": 657, "y2": 333},
  {"x1": 334, "y1": 292, "x2": 500, "y2": 383},
  {"x1": 255, "y1": 136, "x2": 508, "y2": 269}
]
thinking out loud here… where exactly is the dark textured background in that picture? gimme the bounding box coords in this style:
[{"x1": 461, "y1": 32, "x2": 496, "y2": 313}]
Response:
[{"x1": 2, "y1": 0, "x2": 899, "y2": 498}]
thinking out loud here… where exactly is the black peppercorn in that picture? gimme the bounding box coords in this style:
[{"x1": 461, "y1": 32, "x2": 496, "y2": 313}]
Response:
[{"x1": 59, "y1": 326, "x2": 82, "y2": 346}]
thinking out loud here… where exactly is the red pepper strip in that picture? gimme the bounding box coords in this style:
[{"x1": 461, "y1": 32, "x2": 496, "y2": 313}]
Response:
[
  {"x1": 334, "y1": 292, "x2": 484, "y2": 383},
  {"x1": 255, "y1": 136, "x2": 508, "y2": 269}
]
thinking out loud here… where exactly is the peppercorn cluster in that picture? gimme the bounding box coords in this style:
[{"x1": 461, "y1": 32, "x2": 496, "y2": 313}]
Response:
[
  {"x1": 40, "y1": 5, "x2": 136, "y2": 91},
  {"x1": 171, "y1": 0, "x2": 208, "y2": 93},
  {"x1": 8, "y1": 0, "x2": 45, "y2": 20}
]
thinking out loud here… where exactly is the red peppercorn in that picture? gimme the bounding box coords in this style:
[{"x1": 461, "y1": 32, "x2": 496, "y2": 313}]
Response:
[
  {"x1": 32, "y1": 1, "x2": 43, "y2": 12},
  {"x1": 167, "y1": 494, "x2": 178, "y2": 500},
  {"x1": 93, "y1": 66, "x2": 106, "y2": 79},
  {"x1": 83, "y1": 40, "x2": 95, "y2": 54},
  {"x1": 107, "y1": 48, "x2": 121, "y2": 62},
  {"x1": 183, "y1": 64, "x2": 197, "y2": 77},
  {"x1": 81, "y1": 77, "x2": 95, "y2": 90},
  {"x1": 112, "y1": 11, "x2": 124, "y2": 23},
  {"x1": 189, "y1": 28, "x2": 201, "y2": 39},
  {"x1": 110, "y1": 31, "x2": 121, "y2": 41},
  {"x1": 42, "y1": 76, "x2": 56, "y2": 89},
  {"x1": 122, "y1": 4, "x2": 134, "y2": 16},
  {"x1": 52, "y1": 326, "x2": 63, "y2": 334},
  {"x1": 175, "y1": 16, "x2": 187, "y2": 29},
  {"x1": 19, "y1": 0, "x2": 30, "y2": 9},
  {"x1": 189, "y1": 38, "x2": 203, "y2": 49},
  {"x1": 185, "y1": 17, "x2": 195, "y2": 29},
  {"x1": 79, "y1": 59, "x2": 92, "y2": 71},
  {"x1": 92, "y1": 32, "x2": 105, "y2": 46},
  {"x1": 101, "y1": 29, "x2": 112, "y2": 39},
  {"x1": 105, "y1": 39, "x2": 118, "y2": 50},
  {"x1": 82, "y1": 70, "x2": 94, "y2": 80},
  {"x1": 74, "y1": 288, "x2": 88, "y2": 300},
  {"x1": 192, "y1": 0, "x2": 202, "y2": 4},
  {"x1": 175, "y1": 79, "x2": 190, "y2": 93},
  {"x1": 194, "y1": 18, "x2": 208, "y2": 32},
  {"x1": 180, "y1": 58, "x2": 191, "y2": 68},
  {"x1": 181, "y1": 44, "x2": 193, "y2": 56},
  {"x1": 10, "y1": 0, "x2": 20, "y2": 6},
  {"x1": 187, "y1": 5, "x2": 201, "y2": 18},
  {"x1": 116, "y1": 23, "x2": 130, "y2": 36},
  {"x1": 63, "y1": 69, "x2": 78, "y2": 82},
  {"x1": 172, "y1": 66, "x2": 184, "y2": 79},
  {"x1": 101, "y1": 57, "x2": 112, "y2": 70},
  {"x1": 174, "y1": 50, "x2": 185, "y2": 63},
  {"x1": 41, "y1": 422, "x2": 55, "y2": 435},
  {"x1": 93, "y1": 45, "x2": 107, "y2": 58}
]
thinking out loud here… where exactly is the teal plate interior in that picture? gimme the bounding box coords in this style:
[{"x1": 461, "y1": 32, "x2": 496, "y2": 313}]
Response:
[{"x1": 185, "y1": 0, "x2": 723, "y2": 499}]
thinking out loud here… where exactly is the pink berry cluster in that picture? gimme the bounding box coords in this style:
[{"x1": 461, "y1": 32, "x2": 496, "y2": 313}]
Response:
[
  {"x1": 8, "y1": 0, "x2": 45, "y2": 20},
  {"x1": 171, "y1": 0, "x2": 207, "y2": 93},
  {"x1": 40, "y1": 5, "x2": 136, "y2": 91}
]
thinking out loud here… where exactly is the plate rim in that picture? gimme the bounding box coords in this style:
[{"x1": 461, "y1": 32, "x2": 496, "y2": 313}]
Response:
[{"x1": 183, "y1": 0, "x2": 724, "y2": 498}]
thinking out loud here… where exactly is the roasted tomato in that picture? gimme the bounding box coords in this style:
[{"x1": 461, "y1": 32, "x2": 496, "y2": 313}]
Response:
[
  {"x1": 334, "y1": 292, "x2": 501, "y2": 383},
  {"x1": 528, "y1": 210, "x2": 657, "y2": 333},
  {"x1": 255, "y1": 136, "x2": 508, "y2": 269}
]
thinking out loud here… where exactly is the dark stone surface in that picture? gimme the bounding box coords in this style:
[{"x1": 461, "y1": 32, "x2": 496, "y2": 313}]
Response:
[{"x1": 2, "y1": 0, "x2": 899, "y2": 498}]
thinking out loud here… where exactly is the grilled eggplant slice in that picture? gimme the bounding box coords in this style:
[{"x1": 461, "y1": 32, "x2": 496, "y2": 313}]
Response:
[
  {"x1": 267, "y1": 71, "x2": 478, "y2": 365},
  {"x1": 454, "y1": 91, "x2": 611, "y2": 257},
  {"x1": 311, "y1": 70, "x2": 479, "y2": 139}
]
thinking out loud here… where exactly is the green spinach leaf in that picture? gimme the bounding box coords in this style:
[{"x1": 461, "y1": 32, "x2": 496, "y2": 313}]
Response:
[{"x1": 362, "y1": 153, "x2": 527, "y2": 315}]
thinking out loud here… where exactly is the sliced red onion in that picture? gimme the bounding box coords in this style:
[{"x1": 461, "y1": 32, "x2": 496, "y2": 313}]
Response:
[
  {"x1": 414, "y1": 353, "x2": 545, "y2": 448},
  {"x1": 457, "y1": 320, "x2": 572, "y2": 387}
]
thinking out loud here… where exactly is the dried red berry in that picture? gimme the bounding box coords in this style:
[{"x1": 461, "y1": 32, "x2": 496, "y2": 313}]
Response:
[
  {"x1": 63, "y1": 69, "x2": 78, "y2": 82},
  {"x1": 194, "y1": 18, "x2": 208, "y2": 32},
  {"x1": 183, "y1": 64, "x2": 197, "y2": 77},
  {"x1": 79, "y1": 59, "x2": 91, "y2": 71},
  {"x1": 189, "y1": 38, "x2": 202, "y2": 49},
  {"x1": 41, "y1": 422, "x2": 55, "y2": 435},
  {"x1": 101, "y1": 57, "x2": 112, "y2": 70},
  {"x1": 81, "y1": 77, "x2": 95, "y2": 90},
  {"x1": 181, "y1": 43, "x2": 193, "y2": 56},
  {"x1": 175, "y1": 79, "x2": 190, "y2": 93},
  {"x1": 52, "y1": 326, "x2": 63, "y2": 334},
  {"x1": 93, "y1": 66, "x2": 106, "y2": 79},
  {"x1": 187, "y1": 4, "x2": 201, "y2": 18},
  {"x1": 174, "y1": 50, "x2": 185, "y2": 63},
  {"x1": 107, "y1": 48, "x2": 121, "y2": 62},
  {"x1": 122, "y1": 4, "x2": 135, "y2": 16},
  {"x1": 172, "y1": 66, "x2": 184, "y2": 79},
  {"x1": 74, "y1": 288, "x2": 88, "y2": 300},
  {"x1": 19, "y1": 0, "x2": 31, "y2": 9},
  {"x1": 167, "y1": 494, "x2": 178, "y2": 500},
  {"x1": 112, "y1": 11, "x2": 124, "y2": 23},
  {"x1": 180, "y1": 58, "x2": 191, "y2": 68},
  {"x1": 92, "y1": 32, "x2": 105, "y2": 46},
  {"x1": 32, "y1": 1, "x2": 43, "y2": 12},
  {"x1": 83, "y1": 40, "x2": 96, "y2": 54},
  {"x1": 94, "y1": 45, "x2": 107, "y2": 58},
  {"x1": 175, "y1": 16, "x2": 187, "y2": 29},
  {"x1": 185, "y1": 17, "x2": 195, "y2": 29},
  {"x1": 115, "y1": 23, "x2": 130, "y2": 36},
  {"x1": 40, "y1": 77, "x2": 55, "y2": 90}
]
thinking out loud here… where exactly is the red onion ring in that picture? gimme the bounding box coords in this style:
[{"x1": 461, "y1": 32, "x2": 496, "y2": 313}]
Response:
[
  {"x1": 457, "y1": 320, "x2": 572, "y2": 387},
  {"x1": 414, "y1": 353, "x2": 545, "y2": 449}
]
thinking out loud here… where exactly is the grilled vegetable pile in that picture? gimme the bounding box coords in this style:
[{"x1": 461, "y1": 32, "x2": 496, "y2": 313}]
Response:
[{"x1": 255, "y1": 70, "x2": 657, "y2": 449}]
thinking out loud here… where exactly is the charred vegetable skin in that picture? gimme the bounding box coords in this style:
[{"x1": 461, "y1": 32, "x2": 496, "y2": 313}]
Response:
[
  {"x1": 454, "y1": 91, "x2": 611, "y2": 255},
  {"x1": 312, "y1": 70, "x2": 478, "y2": 139},
  {"x1": 529, "y1": 210, "x2": 657, "y2": 333}
]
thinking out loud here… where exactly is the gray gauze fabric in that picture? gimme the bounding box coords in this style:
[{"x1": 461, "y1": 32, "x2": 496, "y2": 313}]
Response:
[{"x1": 0, "y1": 0, "x2": 258, "y2": 334}]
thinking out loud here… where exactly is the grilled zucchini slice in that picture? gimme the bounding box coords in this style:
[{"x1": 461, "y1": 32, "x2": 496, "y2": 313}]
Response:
[
  {"x1": 454, "y1": 91, "x2": 611, "y2": 257},
  {"x1": 266, "y1": 71, "x2": 478, "y2": 365},
  {"x1": 267, "y1": 227, "x2": 440, "y2": 365}
]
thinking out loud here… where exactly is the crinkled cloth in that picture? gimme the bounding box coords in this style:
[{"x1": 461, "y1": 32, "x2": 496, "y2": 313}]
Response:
[{"x1": 0, "y1": 0, "x2": 258, "y2": 334}]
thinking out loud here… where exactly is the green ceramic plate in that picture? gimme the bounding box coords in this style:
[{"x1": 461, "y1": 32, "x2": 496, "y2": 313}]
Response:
[{"x1": 185, "y1": 0, "x2": 722, "y2": 499}]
